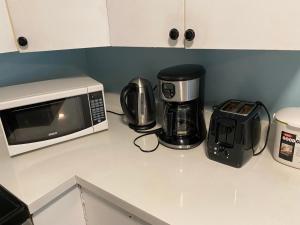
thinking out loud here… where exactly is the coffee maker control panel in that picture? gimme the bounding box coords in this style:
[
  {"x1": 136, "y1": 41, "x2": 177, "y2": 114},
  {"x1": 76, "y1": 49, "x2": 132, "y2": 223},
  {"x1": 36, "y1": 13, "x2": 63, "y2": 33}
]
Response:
[{"x1": 162, "y1": 83, "x2": 176, "y2": 99}]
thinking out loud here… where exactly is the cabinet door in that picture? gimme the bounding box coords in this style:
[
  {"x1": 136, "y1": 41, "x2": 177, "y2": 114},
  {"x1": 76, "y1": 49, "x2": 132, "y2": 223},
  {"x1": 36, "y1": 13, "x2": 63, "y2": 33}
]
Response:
[
  {"x1": 32, "y1": 187, "x2": 86, "y2": 225},
  {"x1": 81, "y1": 188, "x2": 150, "y2": 225},
  {"x1": 0, "y1": 0, "x2": 17, "y2": 53},
  {"x1": 6, "y1": 0, "x2": 110, "y2": 52},
  {"x1": 185, "y1": 0, "x2": 300, "y2": 50},
  {"x1": 107, "y1": 0, "x2": 184, "y2": 48}
]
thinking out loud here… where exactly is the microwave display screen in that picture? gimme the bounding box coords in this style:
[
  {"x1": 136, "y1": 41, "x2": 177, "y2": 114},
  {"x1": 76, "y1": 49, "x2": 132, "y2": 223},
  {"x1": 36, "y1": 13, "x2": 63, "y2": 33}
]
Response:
[{"x1": 1, "y1": 95, "x2": 92, "y2": 145}]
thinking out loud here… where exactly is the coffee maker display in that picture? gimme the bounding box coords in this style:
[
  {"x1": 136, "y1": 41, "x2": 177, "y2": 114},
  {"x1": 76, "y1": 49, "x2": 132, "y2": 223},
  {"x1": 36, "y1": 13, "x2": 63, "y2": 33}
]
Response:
[{"x1": 157, "y1": 64, "x2": 207, "y2": 149}]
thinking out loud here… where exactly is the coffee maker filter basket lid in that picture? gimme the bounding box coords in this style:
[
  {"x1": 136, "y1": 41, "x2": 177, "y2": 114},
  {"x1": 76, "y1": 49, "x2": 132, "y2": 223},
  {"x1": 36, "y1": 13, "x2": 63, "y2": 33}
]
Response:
[
  {"x1": 274, "y1": 107, "x2": 300, "y2": 128},
  {"x1": 157, "y1": 64, "x2": 206, "y2": 81}
]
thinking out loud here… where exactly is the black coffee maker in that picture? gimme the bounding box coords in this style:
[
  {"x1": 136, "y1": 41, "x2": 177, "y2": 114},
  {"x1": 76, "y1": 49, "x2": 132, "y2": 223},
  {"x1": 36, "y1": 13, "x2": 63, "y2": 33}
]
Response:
[{"x1": 157, "y1": 64, "x2": 207, "y2": 149}]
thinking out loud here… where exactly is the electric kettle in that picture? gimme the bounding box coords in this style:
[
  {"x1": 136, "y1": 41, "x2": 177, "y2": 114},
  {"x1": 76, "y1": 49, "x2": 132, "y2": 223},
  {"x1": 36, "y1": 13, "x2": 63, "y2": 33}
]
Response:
[{"x1": 120, "y1": 78, "x2": 156, "y2": 130}]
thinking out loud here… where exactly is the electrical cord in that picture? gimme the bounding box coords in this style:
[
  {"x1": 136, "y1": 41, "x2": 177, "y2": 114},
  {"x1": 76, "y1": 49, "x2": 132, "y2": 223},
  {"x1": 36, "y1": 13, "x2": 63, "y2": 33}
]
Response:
[
  {"x1": 106, "y1": 110, "x2": 124, "y2": 116},
  {"x1": 133, "y1": 128, "x2": 162, "y2": 153},
  {"x1": 107, "y1": 110, "x2": 161, "y2": 153},
  {"x1": 252, "y1": 101, "x2": 271, "y2": 156},
  {"x1": 133, "y1": 132, "x2": 160, "y2": 153}
]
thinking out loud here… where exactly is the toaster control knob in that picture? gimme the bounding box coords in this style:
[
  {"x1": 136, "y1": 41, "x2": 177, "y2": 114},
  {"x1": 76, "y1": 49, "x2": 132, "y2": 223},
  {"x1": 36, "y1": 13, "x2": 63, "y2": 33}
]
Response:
[
  {"x1": 219, "y1": 145, "x2": 225, "y2": 152},
  {"x1": 224, "y1": 150, "x2": 229, "y2": 157}
]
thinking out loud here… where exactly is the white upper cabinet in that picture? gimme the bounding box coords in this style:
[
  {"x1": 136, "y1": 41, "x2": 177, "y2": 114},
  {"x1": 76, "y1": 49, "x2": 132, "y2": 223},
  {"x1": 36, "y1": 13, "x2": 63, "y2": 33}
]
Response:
[
  {"x1": 107, "y1": 0, "x2": 185, "y2": 48},
  {"x1": 4, "y1": 0, "x2": 300, "y2": 52},
  {"x1": 6, "y1": 0, "x2": 110, "y2": 52},
  {"x1": 185, "y1": 0, "x2": 300, "y2": 50},
  {"x1": 0, "y1": 0, "x2": 17, "y2": 53}
]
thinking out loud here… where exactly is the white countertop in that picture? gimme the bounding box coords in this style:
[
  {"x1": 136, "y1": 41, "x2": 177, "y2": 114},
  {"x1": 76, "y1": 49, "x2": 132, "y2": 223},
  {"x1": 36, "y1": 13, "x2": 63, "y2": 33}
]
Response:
[{"x1": 0, "y1": 94, "x2": 300, "y2": 225}]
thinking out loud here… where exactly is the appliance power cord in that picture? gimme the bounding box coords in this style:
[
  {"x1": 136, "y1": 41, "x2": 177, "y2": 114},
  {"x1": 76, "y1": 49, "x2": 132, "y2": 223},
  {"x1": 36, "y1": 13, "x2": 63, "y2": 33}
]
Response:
[
  {"x1": 133, "y1": 128, "x2": 162, "y2": 153},
  {"x1": 252, "y1": 101, "x2": 271, "y2": 156},
  {"x1": 107, "y1": 110, "x2": 161, "y2": 153},
  {"x1": 106, "y1": 110, "x2": 125, "y2": 116}
]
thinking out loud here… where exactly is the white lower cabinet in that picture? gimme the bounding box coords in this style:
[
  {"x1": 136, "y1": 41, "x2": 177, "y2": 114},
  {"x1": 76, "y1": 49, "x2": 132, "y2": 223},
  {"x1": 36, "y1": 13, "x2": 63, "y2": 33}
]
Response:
[
  {"x1": 31, "y1": 185, "x2": 149, "y2": 225},
  {"x1": 32, "y1": 186, "x2": 86, "y2": 225},
  {"x1": 81, "y1": 188, "x2": 149, "y2": 225}
]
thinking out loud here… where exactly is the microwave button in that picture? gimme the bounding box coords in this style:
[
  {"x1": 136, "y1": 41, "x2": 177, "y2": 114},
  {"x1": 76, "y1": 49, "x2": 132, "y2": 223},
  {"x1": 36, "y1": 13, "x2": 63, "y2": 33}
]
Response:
[{"x1": 89, "y1": 91, "x2": 106, "y2": 125}]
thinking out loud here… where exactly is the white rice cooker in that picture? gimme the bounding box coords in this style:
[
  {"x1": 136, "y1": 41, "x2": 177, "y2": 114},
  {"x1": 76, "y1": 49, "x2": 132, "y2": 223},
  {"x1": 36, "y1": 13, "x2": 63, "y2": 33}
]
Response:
[{"x1": 273, "y1": 107, "x2": 300, "y2": 169}]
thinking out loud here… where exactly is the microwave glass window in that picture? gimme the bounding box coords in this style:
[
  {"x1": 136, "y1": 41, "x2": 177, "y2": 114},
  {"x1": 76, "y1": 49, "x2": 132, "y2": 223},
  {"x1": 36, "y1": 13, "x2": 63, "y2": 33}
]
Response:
[{"x1": 1, "y1": 95, "x2": 92, "y2": 145}]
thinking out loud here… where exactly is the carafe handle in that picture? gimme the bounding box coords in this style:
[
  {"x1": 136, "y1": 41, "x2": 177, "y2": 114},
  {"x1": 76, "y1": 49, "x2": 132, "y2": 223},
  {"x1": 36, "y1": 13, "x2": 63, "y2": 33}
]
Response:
[{"x1": 167, "y1": 110, "x2": 174, "y2": 136}]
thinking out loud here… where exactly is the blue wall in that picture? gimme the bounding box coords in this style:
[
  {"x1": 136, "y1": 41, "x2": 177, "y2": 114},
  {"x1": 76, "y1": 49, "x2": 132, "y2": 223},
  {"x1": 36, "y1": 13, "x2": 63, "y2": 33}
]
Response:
[
  {"x1": 87, "y1": 47, "x2": 300, "y2": 114},
  {"x1": 0, "y1": 47, "x2": 299, "y2": 114},
  {"x1": 0, "y1": 49, "x2": 88, "y2": 87}
]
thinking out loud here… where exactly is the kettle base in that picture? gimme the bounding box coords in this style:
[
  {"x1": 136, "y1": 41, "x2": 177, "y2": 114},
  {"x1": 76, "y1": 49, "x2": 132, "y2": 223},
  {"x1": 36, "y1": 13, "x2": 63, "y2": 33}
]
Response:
[{"x1": 129, "y1": 122, "x2": 156, "y2": 131}]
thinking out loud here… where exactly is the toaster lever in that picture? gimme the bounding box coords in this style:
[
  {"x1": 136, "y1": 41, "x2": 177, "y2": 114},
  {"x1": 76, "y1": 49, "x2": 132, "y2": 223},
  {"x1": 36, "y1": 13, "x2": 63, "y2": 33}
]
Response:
[{"x1": 217, "y1": 119, "x2": 236, "y2": 146}]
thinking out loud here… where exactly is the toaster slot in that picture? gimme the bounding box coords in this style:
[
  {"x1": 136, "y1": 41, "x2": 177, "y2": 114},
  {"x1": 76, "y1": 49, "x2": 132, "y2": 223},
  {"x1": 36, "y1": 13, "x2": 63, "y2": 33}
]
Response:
[
  {"x1": 237, "y1": 103, "x2": 255, "y2": 116},
  {"x1": 221, "y1": 101, "x2": 240, "y2": 113}
]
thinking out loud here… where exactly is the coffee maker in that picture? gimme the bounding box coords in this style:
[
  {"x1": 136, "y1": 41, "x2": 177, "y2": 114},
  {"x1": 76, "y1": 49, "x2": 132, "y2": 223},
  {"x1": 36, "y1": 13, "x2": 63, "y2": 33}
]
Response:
[{"x1": 157, "y1": 64, "x2": 207, "y2": 149}]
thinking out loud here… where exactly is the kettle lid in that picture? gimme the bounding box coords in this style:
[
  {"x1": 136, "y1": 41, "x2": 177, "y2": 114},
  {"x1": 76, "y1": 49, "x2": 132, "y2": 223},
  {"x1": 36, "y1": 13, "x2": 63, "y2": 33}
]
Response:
[
  {"x1": 130, "y1": 77, "x2": 152, "y2": 88},
  {"x1": 275, "y1": 107, "x2": 300, "y2": 128}
]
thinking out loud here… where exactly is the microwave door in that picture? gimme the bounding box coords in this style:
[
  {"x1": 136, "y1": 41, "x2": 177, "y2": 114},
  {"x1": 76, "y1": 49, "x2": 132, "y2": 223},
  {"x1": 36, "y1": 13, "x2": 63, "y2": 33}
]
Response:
[{"x1": 1, "y1": 95, "x2": 92, "y2": 145}]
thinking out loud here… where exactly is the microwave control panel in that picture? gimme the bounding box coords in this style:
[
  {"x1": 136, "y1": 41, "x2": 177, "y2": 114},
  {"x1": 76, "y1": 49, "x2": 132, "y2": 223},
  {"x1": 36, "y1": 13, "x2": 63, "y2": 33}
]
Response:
[{"x1": 89, "y1": 91, "x2": 106, "y2": 125}]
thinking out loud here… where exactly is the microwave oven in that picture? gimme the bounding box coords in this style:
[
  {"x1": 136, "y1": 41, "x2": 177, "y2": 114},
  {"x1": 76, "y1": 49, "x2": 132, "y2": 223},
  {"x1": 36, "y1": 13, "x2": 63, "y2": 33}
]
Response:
[{"x1": 0, "y1": 76, "x2": 108, "y2": 156}]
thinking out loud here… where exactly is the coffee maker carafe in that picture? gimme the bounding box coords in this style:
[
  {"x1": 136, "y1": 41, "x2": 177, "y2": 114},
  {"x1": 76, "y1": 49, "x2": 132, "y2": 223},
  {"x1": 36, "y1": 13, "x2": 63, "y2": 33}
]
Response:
[{"x1": 157, "y1": 65, "x2": 207, "y2": 149}]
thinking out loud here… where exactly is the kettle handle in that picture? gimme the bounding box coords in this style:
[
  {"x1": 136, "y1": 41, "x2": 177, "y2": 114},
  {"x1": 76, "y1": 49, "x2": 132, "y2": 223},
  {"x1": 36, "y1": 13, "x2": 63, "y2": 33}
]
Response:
[{"x1": 120, "y1": 83, "x2": 138, "y2": 125}]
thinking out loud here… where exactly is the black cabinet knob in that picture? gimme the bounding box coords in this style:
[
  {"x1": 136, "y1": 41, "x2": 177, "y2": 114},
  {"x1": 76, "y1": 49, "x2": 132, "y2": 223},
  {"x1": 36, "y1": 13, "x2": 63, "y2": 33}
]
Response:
[
  {"x1": 185, "y1": 29, "x2": 195, "y2": 41},
  {"x1": 17, "y1": 37, "x2": 28, "y2": 47},
  {"x1": 169, "y1": 28, "x2": 179, "y2": 41}
]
